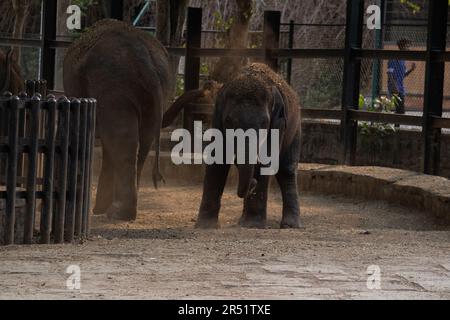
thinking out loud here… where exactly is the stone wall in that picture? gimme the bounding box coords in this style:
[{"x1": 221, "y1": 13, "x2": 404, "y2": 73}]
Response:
[{"x1": 300, "y1": 120, "x2": 450, "y2": 179}]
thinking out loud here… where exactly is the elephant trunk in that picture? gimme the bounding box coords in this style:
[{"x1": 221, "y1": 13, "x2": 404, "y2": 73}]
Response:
[{"x1": 237, "y1": 164, "x2": 257, "y2": 198}]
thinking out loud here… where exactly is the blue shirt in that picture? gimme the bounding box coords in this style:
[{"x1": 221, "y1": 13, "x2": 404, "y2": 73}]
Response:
[{"x1": 387, "y1": 60, "x2": 406, "y2": 96}]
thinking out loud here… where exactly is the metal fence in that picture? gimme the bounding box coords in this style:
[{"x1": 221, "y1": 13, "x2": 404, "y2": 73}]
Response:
[
  {"x1": 0, "y1": 91, "x2": 96, "y2": 245},
  {"x1": 1, "y1": 0, "x2": 450, "y2": 177}
]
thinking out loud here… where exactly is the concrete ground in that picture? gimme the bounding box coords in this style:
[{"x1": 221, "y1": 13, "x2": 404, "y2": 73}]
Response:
[{"x1": 0, "y1": 183, "x2": 449, "y2": 300}]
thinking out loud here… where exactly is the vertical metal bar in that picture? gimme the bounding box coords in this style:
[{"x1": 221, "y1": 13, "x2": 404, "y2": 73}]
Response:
[
  {"x1": 23, "y1": 95, "x2": 41, "y2": 244},
  {"x1": 25, "y1": 81, "x2": 34, "y2": 95},
  {"x1": 0, "y1": 93, "x2": 12, "y2": 181},
  {"x1": 85, "y1": 99, "x2": 96, "y2": 237},
  {"x1": 75, "y1": 99, "x2": 88, "y2": 237},
  {"x1": 17, "y1": 92, "x2": 28, "y2": 188},
  {"x1": 81, "y1": 100, "x2": 95, "y2": 237},
  {"x1": 65, "y1": 99, "x2": 80, "y2": 242},
  {"x1": 110, "y1": 0, "x2": 124, "y2": 20},
  {"x1": 40, "y1": 98, "x2": 57, "y2": 244},
  {"x1": 183, "y1": 7, "x2": 202, "y2": 130},
  {"x1": 263, "y1": 11, "x2": 281, "y2": 71},
  {"x1": 4, "y1": 96, "x2": 20, "y2": 245},
  {"x1": 184, "y1": 7, "x2": 202, "y2": 92},
  {"x1": 287, "y1": 20, "x2": 295, "y2": 84},
  {"x1": 341, "y1": 0, "x2": 364, "y2": 165},
  {"x1": 370, "y1": 0, "x2": 385, "y2": 105},
  {"x1": 422, "y1": 0, "x2": 448, "y2": 175},
  {"x1": 54, "y1": 98, "x2": 70, "y2": 243},
  {"x1": 41, "y1": 0, "x2": 57, "y2": 90}
]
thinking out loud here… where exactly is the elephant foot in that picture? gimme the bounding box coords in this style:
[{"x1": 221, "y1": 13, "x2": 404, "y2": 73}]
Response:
[
  {"x1": 280, "y1": 214, "x2": 302, "y2": 229},
  {"x1": 92, "y1": 207, "x2": 107, "y2": 216},
  {"x1": 105, "y1": 203, "x2": 137, "y2": 222},
  {"x1": 195, "y1": 216, "x2": 219, "y2": 229},
  {"x1": 239, "y1": 215, "x2": 266, "y2": 229}
]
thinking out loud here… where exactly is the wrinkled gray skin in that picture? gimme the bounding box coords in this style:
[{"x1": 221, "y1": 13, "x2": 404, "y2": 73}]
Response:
[
  {"x1": 195, "y1": 63, "x2": 302, "y2": 229},
  {"x1": 64, "y1": 20, "x2": 174, "y2": 221}
]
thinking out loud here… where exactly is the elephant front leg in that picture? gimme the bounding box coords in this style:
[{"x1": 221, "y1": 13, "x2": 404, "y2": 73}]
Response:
[
  {"x1": 276, "y1": 168, "x2": 301, "y2": 228},
  {"x1": 240, "y1": 172, "x2": 269, "y2": 229},
  {"x1": 275, "y1": 132, "x2": 302, "y2": 229},
  {"x1": 196, "y1": 164, "x2": 230, "y2": 229}
]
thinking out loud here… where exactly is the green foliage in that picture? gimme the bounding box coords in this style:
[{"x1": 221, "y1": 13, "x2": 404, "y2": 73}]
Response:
[
  {"x1": 200, "y1": 63, "x2": 210, "y2": 75},
  {"x1": 213, "y1": 11, "x2": 234, "y2": 33},
  {"x1": 176, "y1": 75, "x2": 184, "y2": 97},
  {"x1": 302, "y1": 63, "x2": 342, "y2": 109},
  {"x1": 399, "y1": 0, "x2": 421, "y2": 13},
  {"x1": 358, "y1": 94, "x2": 398, "y2": 152},
  {"x1": 212, "y1": 11, "x2": 235, "y2": 48}
]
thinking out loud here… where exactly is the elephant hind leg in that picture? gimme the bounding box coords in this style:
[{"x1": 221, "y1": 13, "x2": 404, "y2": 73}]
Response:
[
  {"x1": 93, "y1": 144, "x2": 115, "y2": 215},
  {"x1": 276, "y1": 130, "x2": 302, "y2": 229},
  {"x1": 99, "y1": 104, "x2": 139, "y2": 221}
]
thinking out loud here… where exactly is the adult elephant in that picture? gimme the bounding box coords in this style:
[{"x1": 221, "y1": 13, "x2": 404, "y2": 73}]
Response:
[
  {"x1": 64, "y1": 19, "x2": 175, "y2": 221},
  {"x1": 0, "y1": 48, "x2": 24, "y2": 94}
]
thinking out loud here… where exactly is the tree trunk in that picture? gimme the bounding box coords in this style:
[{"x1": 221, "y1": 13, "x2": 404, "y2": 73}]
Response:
[
  {"x1": 156, "y1": 0, "x2": 188, "y2": 96},
  {"x1": 11, "y1": 0, "x2": 30, "y2": 63},
  {"x1": 211, "y1": 0, "x2": 253, "y2": 83}
]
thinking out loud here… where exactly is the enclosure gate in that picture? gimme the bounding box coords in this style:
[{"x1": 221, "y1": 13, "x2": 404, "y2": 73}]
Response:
[{"x1": 0, "y1": 88, "x2": 96, "y2": 245}]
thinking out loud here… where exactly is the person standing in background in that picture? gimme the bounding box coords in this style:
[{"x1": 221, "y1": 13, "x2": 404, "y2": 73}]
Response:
[{"x1": 387, "y1": 38, "x2": 416, "y2": 114}]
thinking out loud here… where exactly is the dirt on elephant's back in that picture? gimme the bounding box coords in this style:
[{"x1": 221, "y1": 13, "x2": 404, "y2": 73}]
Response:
[{"x1": 68, "y1": 19, "x2": 156, "y2": 62}]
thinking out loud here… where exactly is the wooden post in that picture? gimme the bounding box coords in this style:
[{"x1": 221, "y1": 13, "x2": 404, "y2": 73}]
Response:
[
  {"x1": 263, "y1": 11, "x2": 281, "y2": 71},
  {"x1": 340, "y1": 0, "x2": 364, "y2": 165},
  {"x1": 183, "y1": 7, "x2": 202, "y2": 131},
  {"x1": 110, "y1": 0, "x2": 124, "y2": 20},
  {"x1": 41, "y1": 0, "x2": 57, "y2": 90},
  {"x1": 40, "y1": 98, "x2": 57, "y2": 244},
  {"x1": 4, "y1": 96, "x2": 20, "y2": 245},
  {"x1": 422, "y1": 0, "x2": 448, "y2": 175},
  {"x1": 23, "y1": 96, "x2": 41, "y2": 244}
]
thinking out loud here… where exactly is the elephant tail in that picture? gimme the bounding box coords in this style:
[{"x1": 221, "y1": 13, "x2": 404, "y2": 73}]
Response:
[
  {"x1": 152, "y1": 135, "x2": 165, "y2": 189},
  {"x1": 162, "y1": 89, "x2": 206, "y2": 128}
]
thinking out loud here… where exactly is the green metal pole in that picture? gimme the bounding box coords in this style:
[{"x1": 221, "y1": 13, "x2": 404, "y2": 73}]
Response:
[{"x1": 371, "y1": 0, "x2": 385, "y2": 106}]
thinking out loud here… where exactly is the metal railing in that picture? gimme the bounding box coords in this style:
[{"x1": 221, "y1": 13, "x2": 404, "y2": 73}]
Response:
[
  {"x1": 0, "y1": 91, "x2": 96, "y2": 245},
  {"x1": 0, "y1": 0, "x2": 449, "y2": 176}
]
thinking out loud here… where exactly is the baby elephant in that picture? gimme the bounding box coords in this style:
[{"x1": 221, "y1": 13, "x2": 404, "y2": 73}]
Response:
[{"x1": 196, "y1": 63, "x2": 302, "y2": 229}]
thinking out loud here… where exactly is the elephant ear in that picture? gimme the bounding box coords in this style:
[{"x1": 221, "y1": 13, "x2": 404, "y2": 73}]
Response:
[{"x1": 270, "y1": 86, "x2": 287, "y2": 130}]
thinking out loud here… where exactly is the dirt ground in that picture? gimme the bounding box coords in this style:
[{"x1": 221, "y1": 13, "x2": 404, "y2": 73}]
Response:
[{"x1": 0, "y1": 182, "x2": 450, "y2": 300}]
